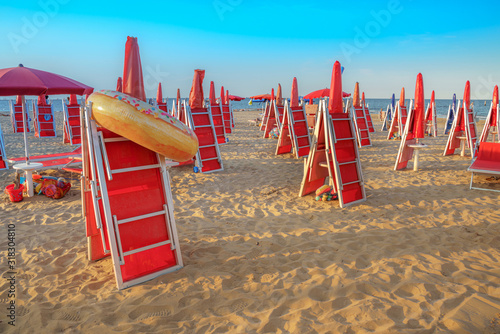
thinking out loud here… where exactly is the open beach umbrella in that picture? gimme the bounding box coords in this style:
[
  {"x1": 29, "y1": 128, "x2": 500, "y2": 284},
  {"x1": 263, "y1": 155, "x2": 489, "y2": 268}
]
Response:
[
  {"x1": 353, "y1": 82, "x2": 360, "y2": 108},
  {"x1": 291, "y1": 77, "x2": 299, "y2": 108},
  {"x1": 228, "y1": 94, "x2": 244, "y2": 101},
  {"x1": 209, "y1": 81, "x2": 216, "y2": 104},
  {"x1": 0, "y1": 64, "x2": 93, "y2": 163},
  {"x1": 303, "y1": 88, "x2": 351, "y2": 101},
  {"x1": 123, "y1": 36, "x2": 146, "y2": 102},
  {"x1": 328, "y1": 61, "x2": 343, "y2": 113},
  {"x1": 189, "y1": 69, "x2": 205, "y2": 108},
  {"x1": 276, "y1": 84, "x2": 283, "y2": 106},
  {"x1": 412, "y1": 73, "x2": 425, "y2": 139},
  {"x1": 116, "y1": 77, "x2": 123, "y2": 92},
  {"x1": 156, "y1": 82, "x2": 163, "y2": 104},
  {"x1": 249, "y1": 93, "x2": 272, "y2": 101}
]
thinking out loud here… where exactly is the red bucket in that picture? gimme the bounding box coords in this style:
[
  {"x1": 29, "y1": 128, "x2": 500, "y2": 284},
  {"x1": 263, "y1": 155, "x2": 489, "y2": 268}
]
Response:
[{"x1": 5, "y1": 184, "x2": 24, "y2": 202}]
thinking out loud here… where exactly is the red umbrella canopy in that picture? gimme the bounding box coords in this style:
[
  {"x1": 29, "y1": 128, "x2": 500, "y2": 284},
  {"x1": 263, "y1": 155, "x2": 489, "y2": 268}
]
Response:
[
  {"x1": 276, "y1": 84, "x2": 283, "y2": 106},
  {"x1": 328, "y1": 61, "x2": 343, "y2": 113},
  {"x1": 492, "y1": 85, "x2": 499, "y2": 127},
  {"x1": 156, "y1": 82, "x2": 163, "y2": 103},
  {"x1": 399, "y1": 87, "x2": 405, "y2": 107},
  {"x1": 116, "y1": 77, "x2": 123, "y2": 93},
  {"x1": 228, "y1": 94, "x2": 244, "y2": 101},
  {"x1": 209, "y1": 81, "x2": 217, "y2": 104},
  {"x1": 353, "y1": 82, "x2": 360, "y2": 107},
  {"x1": 304, "y1": 88, "x2": 350, "y2": 100},
  {"x1": 189, "y1": 69, "x2": 205, "y2": 108},
  {"x1": 123, "y1": 36, "x2": 146, "y2": 102},
  {"x1": 463, "y1": 80, "x2": 471, "y2": 109},
  {"x1": 250, "y1": 94, "x2": 272, "y2": 100},
  {"x1": 291, "y1": 77, "x2": 299, "y2": 108},
  {"x1": 412, "y1": 73, "x2": 425, "y2": 139},
  {"x1": 0, "y1": 64, "x2": 93, "y2": 97}
]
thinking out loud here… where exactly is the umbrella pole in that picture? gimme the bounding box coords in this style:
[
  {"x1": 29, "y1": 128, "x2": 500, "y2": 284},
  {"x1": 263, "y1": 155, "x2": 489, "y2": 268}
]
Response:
[{"x1": 21, "y1": 95, "x2": 30, "y2": 164}]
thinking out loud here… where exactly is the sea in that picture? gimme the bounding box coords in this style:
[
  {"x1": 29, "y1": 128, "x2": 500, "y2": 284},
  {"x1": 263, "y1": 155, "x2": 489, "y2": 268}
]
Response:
[{"x1": 0, "y1": 97, "x2": 493, "y2": 120}]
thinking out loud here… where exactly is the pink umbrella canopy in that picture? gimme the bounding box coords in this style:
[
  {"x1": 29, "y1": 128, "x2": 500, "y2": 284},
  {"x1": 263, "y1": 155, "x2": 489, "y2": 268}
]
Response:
[
  {"x1": 291, "y1": 77, "x2": 299, "y2": 108},
  {"x1": 276, "y1": 84, "x2": 283, "y2": 106},
  {"x1": 399, "y1": 87, "x2": 405, "y2": 107},
  {"x1": 209, "y1": 81, "x2": 217, "y2": 104},
  {"x1": 116, "y1": 77, "x2": 123, "y2": 93},
  {"x1": 123, "y1": 36, "x2": 146, "y2": 102},
  {"x1": 328, "y1": 61, "x2": 343, "y2": 113},
  {"x1": 492, "y1": 85, "x2": 499, "y2": 127},
  {"x1": 353, "y1": 82, "x2": 360, "y2": 107},
  {"x1": 189, "y1": 69, "x2": 205, "y2": 108},
  {"x1": 156, "y1": 82, "x2": 163, "y2": 103},
  {"x1": 0, "y1": 64, "x2": 93, "y2": 96},
  {"x1": 412, "y1": 73, "x2": 425, "y2": 139}
]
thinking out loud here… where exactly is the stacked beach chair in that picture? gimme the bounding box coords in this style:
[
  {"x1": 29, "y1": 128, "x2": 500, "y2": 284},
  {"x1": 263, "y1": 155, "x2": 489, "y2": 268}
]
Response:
[
  {"x1": 209, "y1": 81, "x2": 227, "y2": 145},
  {"x1": 350, "y1": 83, "x2": 371, "y2": 147},
  {"x1": 387, "y1": 88, "x2": 408, "y2": 140},
  {"x1": 444, "y1": 81, "x2": 477, "y2": 157},
  {"x1": 361, "y1": 92, "x2": 374, "y2": 133},
  {"x1": 10, "y1": 96, "x2": 30, "y2": 133},
  {"x1": 300, "y1": 61, "x2": 366, "y2": 208},
  {"x1": 32, "y1": 95, "x2": 56, "y2": 138},
  {"x1": 0, "y1": 122, "x2": 7, "y2": 170},
  {"x1": 478, "y1": 85, "x2": 499, "y2": 146},
  {"x1": 221, "y1": 86, "x2": 233, "y2": 135},
  {"x1": 63, "y1": 94, "x2": 82, "y2": 145},
  {"x1": 424, "y1": 90, "x2": 437, "y2": 137}
]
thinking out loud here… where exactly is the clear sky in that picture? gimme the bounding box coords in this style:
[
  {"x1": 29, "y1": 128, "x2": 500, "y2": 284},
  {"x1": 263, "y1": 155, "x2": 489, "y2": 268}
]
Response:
[{"x1": 1, "y1": 0, "x2": 500, "y2": 99}]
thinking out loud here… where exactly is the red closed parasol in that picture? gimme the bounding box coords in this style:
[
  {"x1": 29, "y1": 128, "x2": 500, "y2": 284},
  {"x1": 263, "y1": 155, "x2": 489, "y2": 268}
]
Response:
[
  {"x1": 291, "y1": 77, "x2": 299, "y2": 108},
  {"x1": 353, "y1": 82, "x2": 360, "y2": 108},
  {"x1": 189, "y1": 69, "x2": 205, "y2": 108},
  {"x1": 156, "y1": 82, "x2": 163, "y2": 104},
  {"x1": 412, "y1": 73, "x2": 425, "y2": 139},
  {"x1": 220, "y1": 86, "x2": 225, "y2": 104},
  {"x1": 116, "y1": 77, "x2": 123, "y2": 93},
  {"x1": 328, "y1": 61, "x2": 343, "y2": 113},
  {"x1": 69, "y1": 94, "x2": 78, "y2": 105},
  {"x1": 492, "y1": 85, "x2": 499, "y2": 127},
  {"x1": 276, "y1": 84, "x2": 283, "y2": 106},
  {"x1": 399, "y1": 87, "x2": 405, "y2": 107},
  {"x1": 209, "y1": 81, "x2": 217, "y2": 104},
  {"x1": 123, "y1": 36, "x2": 146, "y2": 101}
]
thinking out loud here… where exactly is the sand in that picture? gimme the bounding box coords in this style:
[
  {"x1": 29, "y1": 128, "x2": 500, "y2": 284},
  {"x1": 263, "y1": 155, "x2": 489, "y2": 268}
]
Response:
[{"x1": 1, "y1": 108, "x2": 500, "y2": 333}]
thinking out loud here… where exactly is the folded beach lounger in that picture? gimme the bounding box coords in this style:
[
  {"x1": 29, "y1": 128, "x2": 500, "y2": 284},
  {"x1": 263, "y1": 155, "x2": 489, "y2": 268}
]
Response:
[{"x1": 468, "y1": 142, "x2": 500, "y2": 192}]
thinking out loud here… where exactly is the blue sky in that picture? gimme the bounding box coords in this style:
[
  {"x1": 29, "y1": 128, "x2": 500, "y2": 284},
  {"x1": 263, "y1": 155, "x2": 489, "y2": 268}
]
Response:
[{"x1": 1, "y1": 0, "x2": 500, "y2": 99}]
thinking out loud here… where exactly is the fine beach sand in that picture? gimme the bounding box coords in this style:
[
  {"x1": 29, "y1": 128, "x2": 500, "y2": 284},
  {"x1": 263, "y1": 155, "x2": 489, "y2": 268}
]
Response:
[{"x1": 1, "y1": 108, "x2": 500, "y2": 333}]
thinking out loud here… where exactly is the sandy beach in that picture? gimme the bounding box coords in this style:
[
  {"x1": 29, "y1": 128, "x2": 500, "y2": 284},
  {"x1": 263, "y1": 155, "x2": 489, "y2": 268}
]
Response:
[{"x1": 1, "y1": 108, "x2": 500, "y2": 333}]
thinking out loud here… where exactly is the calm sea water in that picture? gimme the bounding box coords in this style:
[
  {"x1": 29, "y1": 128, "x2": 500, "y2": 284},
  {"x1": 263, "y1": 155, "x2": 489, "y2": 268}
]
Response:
[{"x1": 0, "y1": 97, "x2": 492, "y2": 120}]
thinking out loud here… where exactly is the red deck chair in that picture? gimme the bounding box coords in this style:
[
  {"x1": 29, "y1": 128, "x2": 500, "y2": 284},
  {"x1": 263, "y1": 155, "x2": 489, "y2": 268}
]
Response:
[
  {"x1": 63, "y1": 99, "x2": 82, "y2": 145},
  {"x1": 81, "y1": 103, "x2": 183, "y2": 289},
  {"x1": 350, "y1": 99, "x2": 372, "y2": 147},
  {"x1": 33, "y1": 98, "x2": 56, "y2": 137},
  {"x1": 300, "y1": 100, "x2": 366, "y2": 208},
  {"x1": 468, "y1": 142, "x2": 500, "y2": 192},
  {"x1": 221, "y1": 101, "x2": 232, "y2": 134},
  {"x1": 0, "y1": 123, "x2": 7, "y2": 170},
  {"x1": 157, "y1": 99, "x2": 168, "y2": 113},
  {"x1": 9, "y1": 99, "x2": 30, "y2": 133}
]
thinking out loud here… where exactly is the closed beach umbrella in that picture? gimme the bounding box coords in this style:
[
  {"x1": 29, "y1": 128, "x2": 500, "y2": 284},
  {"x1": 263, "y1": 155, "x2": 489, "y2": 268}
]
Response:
[
  {"x1": 362, "y1": 92, "x2": 366, "y2": 107},
  {"x1": 0, "y1": 64, "x2": 92, "y2": 162},
  {"x1": 189, "y1": 69, "x2": 205, "y2": 108},
  {"x1": 399, "y1": 87, "x2": 405, "y2": 107},
  {"x1": 464, "y1": 80, "x2": 471, "y2": 109},
  {"x1": 69, "y1": 94, "x2": 78, "y2": 105},
  {"x1": 176, "y1": 88, "x2": 181, "y2": 106},
  {"x1": 328, "y1": 61, "x2": 343, "y2": 113},
  {"x1": 116, "y1": 77, "x2": 123, "y2": 92},
  {"x1": 413, "y1": 73, "x2": 425, "y2": 139},
  {"x1": 353, "y1": 82, "x2": 360, "y2": 108},
  {"x1": 156, "y1": 82, "x2": 163, "y2": 104},
  {"x1": 290, "y1": 77, "x2": 299, "y2": 108},
  {"x1": 209, "y1": 81, "x2": 216, "y2": 104},
  {"x1": 123, "y1": 36, "x2": 146, "y2": 102},
  {"x1": 276, "y1": 84, "x2": 283, "y2": 106},
  {"x1": 220, "y1": 86, "x2": 225, "y2": 104},
  {"x1": 271, "y1": 88, "x2": 275, "y2": 102},
  {"x1": 37, "y1": 94, "x2": 47, "y2": 106},
  {"x1": 391, "y1": 93, "x2": 395, "y2": 109},
  {"x1": 492, "y1": 85, "x2": 499, "y2": 127}
]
